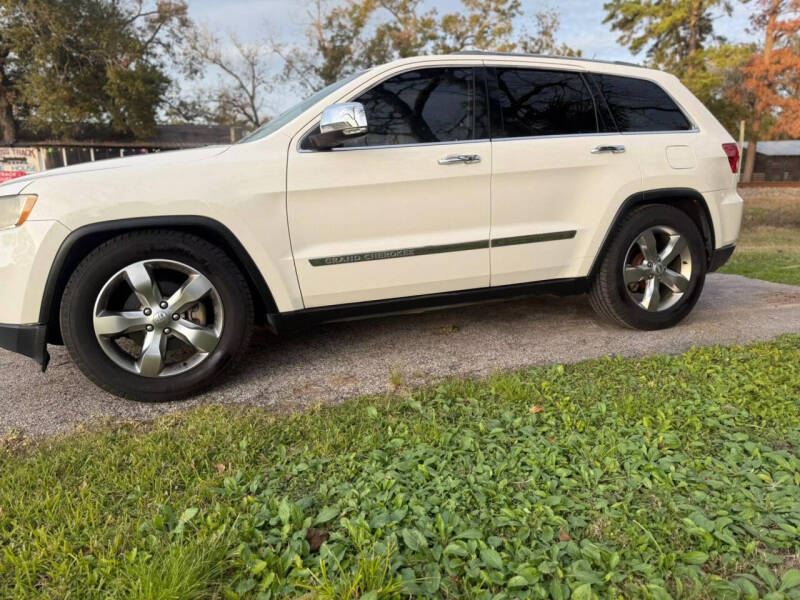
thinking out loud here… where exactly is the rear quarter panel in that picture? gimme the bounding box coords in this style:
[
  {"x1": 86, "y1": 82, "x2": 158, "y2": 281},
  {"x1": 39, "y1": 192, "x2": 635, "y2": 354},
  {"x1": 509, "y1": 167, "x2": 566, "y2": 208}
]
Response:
[{"x1": 634, "y1": 72, "x2": 740, "y2": 249}]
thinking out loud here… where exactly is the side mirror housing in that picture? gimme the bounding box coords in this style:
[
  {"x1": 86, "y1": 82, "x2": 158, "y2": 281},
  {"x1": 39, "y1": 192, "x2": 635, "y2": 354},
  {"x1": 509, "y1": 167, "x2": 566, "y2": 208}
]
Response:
[{"x1": 310, "y1": 102, "x2": 368, "y2": 149}]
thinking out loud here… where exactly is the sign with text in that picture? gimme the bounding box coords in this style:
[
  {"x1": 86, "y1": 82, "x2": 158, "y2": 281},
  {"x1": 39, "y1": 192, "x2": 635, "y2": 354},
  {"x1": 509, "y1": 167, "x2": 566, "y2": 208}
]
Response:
[
  {"x1": 0, "y1": 170, "x2": 26, "y2": 183},
  {"x1": 0, "y1": 147, "x2": 40, "y2": 182}
]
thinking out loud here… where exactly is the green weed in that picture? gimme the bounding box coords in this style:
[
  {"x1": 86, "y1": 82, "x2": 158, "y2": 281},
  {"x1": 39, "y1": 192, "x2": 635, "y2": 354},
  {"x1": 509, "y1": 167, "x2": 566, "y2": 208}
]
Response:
[{"x1": 2, "y1": 337, "x2": 800, "y2": 598}]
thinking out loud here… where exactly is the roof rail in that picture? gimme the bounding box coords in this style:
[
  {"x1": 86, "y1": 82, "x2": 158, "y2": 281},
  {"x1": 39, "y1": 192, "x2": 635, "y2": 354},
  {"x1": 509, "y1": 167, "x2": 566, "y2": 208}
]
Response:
[{"x1": 452, "y1": 50, "x2": 644, "y2": 69}]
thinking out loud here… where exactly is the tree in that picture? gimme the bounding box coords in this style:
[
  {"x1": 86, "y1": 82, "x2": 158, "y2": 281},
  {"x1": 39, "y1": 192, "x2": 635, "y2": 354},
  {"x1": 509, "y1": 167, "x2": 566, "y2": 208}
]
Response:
[
  {"x1": 435, "y1": 0, "x2": 523, "y2": 54},
  {"x1": 0, "y1": 0, "x2": 188, "y2": 143},
  {"x1": 280, "y1": 0, "x2": 578, "y2": 94},
  {"x1": 736, "y1": 0, "x2": 800, "y2": 181},
  {"x1": 683, "y1": 43, "x2": 756, "y2": 135},
  {"x1": 175, "y1": 0, "x2": 578, "y2": 126},
  {"x1": 0, "y1": 30, "x2": 19, "y2": 143},
  {"x1": 363, "y1": 0, "x2": 439, "y2": 63},
  {"x1": 518, "y1": 9, "x2": 582, "y2": 56},
  {"x1": 602, "y1": 0, "x2": 762, "y2": 140},
  {"x1": 175, "y1": 27, "x2": 274, "y2": 127},
  {"x1": 603, "y1": 0, "x2": 732, "y2": 75},
  {"x1": 276, "y1": 0, "x2": 377, "y2": 93}
]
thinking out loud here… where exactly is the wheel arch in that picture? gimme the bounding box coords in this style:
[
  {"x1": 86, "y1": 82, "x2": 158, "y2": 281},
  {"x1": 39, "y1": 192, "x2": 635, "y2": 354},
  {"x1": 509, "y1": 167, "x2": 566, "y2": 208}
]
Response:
[
  {"x1": 589, "y1": 187, "x2": 715, "y2": 279},
  {"x1": 40, "y1": 216, "x2": 277, "y2": 345}
]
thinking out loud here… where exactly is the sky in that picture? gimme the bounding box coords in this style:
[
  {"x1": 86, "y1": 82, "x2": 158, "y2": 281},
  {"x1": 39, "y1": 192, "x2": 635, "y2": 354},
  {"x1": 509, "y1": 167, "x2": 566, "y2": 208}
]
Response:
[{"x1": 183, "y1": 0, "x2": 755, "y2": 112}]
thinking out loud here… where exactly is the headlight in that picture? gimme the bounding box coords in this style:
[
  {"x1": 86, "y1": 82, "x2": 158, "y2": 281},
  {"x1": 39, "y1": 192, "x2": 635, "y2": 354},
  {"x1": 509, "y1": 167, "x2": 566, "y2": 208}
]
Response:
[{"x1": 0, "y1": 194, "x2": 38, "y2": 230}]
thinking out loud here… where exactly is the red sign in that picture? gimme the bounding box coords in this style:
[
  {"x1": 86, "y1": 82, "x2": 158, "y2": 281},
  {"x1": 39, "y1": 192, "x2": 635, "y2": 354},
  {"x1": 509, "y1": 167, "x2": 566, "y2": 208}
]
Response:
[{"x1": 0, "y1": 171, "x2": 26, "y2": 183}]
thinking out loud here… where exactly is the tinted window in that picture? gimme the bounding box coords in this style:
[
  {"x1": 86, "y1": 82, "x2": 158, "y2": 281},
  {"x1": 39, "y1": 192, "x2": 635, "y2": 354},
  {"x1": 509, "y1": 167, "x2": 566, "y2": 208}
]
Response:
[
  {"x1": 341, "y1": 67, "x2": 482, "y2": 147},
  {"x1": 589, "y1": 74, "x2": 692, "y2": 132},
  {"x1": 493, "y1": 68, "x2": 597, "y2": 138}
]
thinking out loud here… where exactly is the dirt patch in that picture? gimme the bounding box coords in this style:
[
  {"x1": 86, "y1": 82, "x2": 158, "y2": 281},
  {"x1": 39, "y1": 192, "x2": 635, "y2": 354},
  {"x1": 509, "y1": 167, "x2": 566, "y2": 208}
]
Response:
[
  {"x1": 738, "y1": 186, "x2": 800, "y2": 229},
  {"x1": 739, "y1": 186, "x2": 800, "y2": 202},
  {"x1": 766, "y1": 291, "x2": 800, "y2": 306}
]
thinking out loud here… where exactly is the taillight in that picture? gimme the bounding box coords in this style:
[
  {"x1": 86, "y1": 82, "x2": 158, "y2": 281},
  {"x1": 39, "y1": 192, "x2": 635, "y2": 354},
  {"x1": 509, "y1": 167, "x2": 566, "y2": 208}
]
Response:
[{"x1": 722, "y1": 143, "x2": 739, "y2": 174}]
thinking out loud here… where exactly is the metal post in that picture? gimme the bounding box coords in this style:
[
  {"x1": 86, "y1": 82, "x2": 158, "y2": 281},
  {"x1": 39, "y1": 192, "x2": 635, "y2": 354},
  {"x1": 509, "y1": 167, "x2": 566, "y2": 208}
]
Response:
[
  {"x1": 61, "y1": 147, "x2": 68, "y2": 167},
  {"x1": 90, "y1": 147, "x2": 95, "y2": 162},
  {"x1": 738, "y1": 120, "x2": 745, "y2": 182}
]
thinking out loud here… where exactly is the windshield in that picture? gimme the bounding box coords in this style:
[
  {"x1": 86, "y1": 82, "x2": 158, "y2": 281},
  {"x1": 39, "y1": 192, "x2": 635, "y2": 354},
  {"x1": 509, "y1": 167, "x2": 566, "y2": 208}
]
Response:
[{"x1": 237, "y1": 71, "x2": 366, "y2": 144}]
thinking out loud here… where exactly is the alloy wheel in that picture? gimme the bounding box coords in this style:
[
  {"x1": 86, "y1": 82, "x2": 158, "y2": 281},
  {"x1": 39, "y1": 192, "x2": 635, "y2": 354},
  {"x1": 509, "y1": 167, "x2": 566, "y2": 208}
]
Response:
[
  {"x1": 622, "y1": 225, "x2": 693, "y2": 312},
  {"x1": 92, "y1": 259, "x2": 224, "y2": 377}
]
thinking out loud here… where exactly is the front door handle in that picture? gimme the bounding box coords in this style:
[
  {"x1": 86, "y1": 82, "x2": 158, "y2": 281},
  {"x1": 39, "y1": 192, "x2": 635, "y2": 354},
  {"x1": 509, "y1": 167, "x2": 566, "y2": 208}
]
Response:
[
  {"x1": 591, "y1": 145, "x2": 626, "y2": 154},
  {"x1": 438, "y1": 154, "x2": 482, "y2": 165}
]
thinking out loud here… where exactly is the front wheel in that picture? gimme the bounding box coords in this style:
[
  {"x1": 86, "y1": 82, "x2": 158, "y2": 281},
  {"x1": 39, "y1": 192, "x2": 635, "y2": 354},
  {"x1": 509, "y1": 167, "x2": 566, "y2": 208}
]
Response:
[
  {"x1": 60, "y1": 231, "x2": 254, "y2": 402},
  {"x1": 589, "y1": 204, "x2": 707, "y2": 330}
]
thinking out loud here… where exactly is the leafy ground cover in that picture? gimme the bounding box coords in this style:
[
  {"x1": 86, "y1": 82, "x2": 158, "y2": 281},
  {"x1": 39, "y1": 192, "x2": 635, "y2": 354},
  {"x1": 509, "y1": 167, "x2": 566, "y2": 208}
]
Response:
[
  {"x1": 720, "y1": 189, "x2": 800, "y2": 286},
  {"x1": 2, "y1": 337, "x2": 800, "y2": 599}
]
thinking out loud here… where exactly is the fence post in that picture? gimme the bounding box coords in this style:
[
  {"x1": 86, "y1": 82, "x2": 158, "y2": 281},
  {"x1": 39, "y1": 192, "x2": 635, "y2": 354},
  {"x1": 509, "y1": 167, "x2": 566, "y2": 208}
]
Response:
[{"x1": 737, "y1": 120, "x2": 745, "y2": 182}]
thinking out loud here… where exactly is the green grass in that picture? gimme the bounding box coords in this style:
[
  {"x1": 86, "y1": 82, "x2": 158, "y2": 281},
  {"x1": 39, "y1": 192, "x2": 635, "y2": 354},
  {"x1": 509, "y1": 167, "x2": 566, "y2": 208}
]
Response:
[
  {"x1": 720, "y1": 251, "x2": 800, "y2": 286},
  {"x1": 719, "y1": 192, "x2": 800, "y2": 286},
  {"x1": 2, "y1": 337, "x2": 800, "y2": 599},
  {"x1": 719, "y1": 225, "x2": 800, "y2": 286}
]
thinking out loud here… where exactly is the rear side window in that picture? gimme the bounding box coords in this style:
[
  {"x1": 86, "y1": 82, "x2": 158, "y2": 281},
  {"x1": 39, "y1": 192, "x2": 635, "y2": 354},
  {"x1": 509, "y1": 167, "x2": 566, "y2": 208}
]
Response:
[
  {"x1": 340, "y1": 67, "x2": 483, "y2": 147},
  {"x1": 589, "y1": 74, "x2": 693, "y2": 132},
  {"x1": 492, "y1": 68, "x2": 597, "y2": 138}
]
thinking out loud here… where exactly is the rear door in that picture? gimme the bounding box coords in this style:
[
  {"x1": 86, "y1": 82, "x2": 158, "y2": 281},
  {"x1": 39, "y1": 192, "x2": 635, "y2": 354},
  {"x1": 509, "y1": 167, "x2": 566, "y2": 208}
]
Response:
[{"x1": 486, "y1": 63, "x2": 644, "y2": 286}]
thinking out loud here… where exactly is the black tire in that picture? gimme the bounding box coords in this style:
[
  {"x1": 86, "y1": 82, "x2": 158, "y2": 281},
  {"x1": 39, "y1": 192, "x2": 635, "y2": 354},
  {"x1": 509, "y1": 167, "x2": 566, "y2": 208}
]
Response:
[
  {"x1": 60, "y1": 230, "x2": 254, "y2": 402},
  {"x1": 589, "y1": 204, "x2": 707, "y2": 330}
]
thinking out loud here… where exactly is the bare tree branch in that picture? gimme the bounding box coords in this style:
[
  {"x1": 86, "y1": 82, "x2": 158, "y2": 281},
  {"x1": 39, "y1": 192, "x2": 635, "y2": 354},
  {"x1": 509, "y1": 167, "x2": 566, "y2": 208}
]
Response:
[{"x1": 178, "y1": 25, "x2": 276, "y2": 127}]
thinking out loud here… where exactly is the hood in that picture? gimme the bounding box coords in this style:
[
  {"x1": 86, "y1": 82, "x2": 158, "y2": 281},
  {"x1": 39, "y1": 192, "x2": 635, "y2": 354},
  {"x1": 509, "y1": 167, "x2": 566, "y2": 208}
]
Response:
[
  {"x1": 0, "y1": 177, "x2": 33, "y2": 196},
  {"x1": 0, "y1": 145, "x2": 230, "y2": 193}
]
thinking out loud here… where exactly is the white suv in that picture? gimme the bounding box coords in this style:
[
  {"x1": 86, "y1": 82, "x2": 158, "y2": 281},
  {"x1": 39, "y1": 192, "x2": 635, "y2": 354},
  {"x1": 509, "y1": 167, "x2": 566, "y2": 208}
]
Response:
[{"x1": 0, "y1": 53, "x2": 743, "y2": 401}]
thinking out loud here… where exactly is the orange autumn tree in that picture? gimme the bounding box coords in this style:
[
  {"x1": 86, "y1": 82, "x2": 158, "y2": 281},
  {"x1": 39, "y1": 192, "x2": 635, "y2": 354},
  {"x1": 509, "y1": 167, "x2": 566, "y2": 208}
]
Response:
[{"x1": 738, "y1": 0, "x2": 800, "y2": 182}]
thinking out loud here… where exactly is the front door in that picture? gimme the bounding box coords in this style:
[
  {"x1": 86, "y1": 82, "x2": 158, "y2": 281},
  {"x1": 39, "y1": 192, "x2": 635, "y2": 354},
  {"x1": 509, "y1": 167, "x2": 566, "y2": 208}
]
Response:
[{"x1": 287, "y1": 66, "x2": 491, "y2": 308}]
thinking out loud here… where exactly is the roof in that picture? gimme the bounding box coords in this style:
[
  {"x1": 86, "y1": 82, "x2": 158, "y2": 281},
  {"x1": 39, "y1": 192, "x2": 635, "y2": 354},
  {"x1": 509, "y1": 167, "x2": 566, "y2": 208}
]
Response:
[
  {"x1": 744, "y1": 140, "x2": 800, "y2": 157},
  {"x1": 10, "y1": 124, "x2": 241, "y2": 149},
  {"x1": 454, "y1": 50, "x2": 644, "y2": 69}
]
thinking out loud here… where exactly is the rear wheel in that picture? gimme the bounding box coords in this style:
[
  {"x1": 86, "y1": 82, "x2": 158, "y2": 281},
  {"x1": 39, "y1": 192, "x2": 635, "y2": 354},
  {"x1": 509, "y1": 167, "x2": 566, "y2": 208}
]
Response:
[
  {"x1": 589, "y1": 204, "x2": 707, "y2": 330},
  {"x1": 60, "y1": 231, "x2": 254, "y2": 402}
]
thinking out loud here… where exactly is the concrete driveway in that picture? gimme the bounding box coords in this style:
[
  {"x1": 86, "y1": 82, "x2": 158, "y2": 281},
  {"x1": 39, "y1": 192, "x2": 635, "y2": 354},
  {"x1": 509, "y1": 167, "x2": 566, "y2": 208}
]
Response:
[{"x1": 2, "y1": 273, "x2": 800, "y2": 438}]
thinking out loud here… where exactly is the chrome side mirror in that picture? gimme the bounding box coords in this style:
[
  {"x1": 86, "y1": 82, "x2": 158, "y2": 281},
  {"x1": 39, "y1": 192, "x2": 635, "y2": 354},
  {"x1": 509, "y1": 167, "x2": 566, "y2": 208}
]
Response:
[
  {"x1": 320, "y1": 102, "x2": 368, "y2": 136},
  {"x1": 311, "y1": 102, "x2": 368, "y2": 149}
]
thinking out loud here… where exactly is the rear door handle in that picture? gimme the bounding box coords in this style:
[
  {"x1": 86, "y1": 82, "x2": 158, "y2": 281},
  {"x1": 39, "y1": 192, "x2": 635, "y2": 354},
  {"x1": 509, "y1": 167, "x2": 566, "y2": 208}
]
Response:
[
  {"x1": 591, "y1": 145, "x2": 626, "y2": 154},
  {"x1": 438, "y1": 154, "x2": 481, "y2": 165}
]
